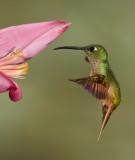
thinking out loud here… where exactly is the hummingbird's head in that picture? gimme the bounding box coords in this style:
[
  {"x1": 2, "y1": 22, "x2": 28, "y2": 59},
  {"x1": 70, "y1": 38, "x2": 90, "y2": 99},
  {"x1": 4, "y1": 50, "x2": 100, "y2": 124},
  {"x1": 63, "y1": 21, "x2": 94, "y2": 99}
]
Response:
[
  {"x1": 54, "y1": 44, "x2": 108, "y2": 62},
  {"x1": 84, "y1": 44, "x2": 108, "y2": 62}
]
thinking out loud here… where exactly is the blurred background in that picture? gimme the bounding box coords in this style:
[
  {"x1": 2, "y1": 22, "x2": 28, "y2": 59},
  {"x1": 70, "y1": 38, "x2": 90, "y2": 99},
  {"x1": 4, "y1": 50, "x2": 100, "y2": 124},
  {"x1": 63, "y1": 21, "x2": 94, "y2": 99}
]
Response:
[{"x1": 0, "y1": 0, "x2": 134, "y2": 159}]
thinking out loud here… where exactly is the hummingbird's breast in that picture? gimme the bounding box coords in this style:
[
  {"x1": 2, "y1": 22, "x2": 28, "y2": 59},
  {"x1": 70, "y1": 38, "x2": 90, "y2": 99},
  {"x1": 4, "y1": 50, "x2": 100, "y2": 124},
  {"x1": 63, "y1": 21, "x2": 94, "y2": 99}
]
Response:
[
  {"x1": 89, "y1": 59, "x2": 121, "y2": 107},
  {"x1": 107, "y1": 70, "x2": 121, "y2": 107}
]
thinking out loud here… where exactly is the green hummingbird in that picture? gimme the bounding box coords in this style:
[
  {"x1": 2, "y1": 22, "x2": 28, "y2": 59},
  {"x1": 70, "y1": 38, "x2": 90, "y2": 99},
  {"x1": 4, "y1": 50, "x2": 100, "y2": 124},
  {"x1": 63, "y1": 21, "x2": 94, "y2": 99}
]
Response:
[{"x1": 54, "y1": 44, "x2": 121, "y2": 140}]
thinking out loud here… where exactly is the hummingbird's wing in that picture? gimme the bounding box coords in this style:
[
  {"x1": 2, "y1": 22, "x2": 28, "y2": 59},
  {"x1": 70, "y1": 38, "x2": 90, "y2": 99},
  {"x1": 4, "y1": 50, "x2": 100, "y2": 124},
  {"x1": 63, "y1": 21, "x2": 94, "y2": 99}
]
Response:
[{"x1": 69, "y1": 74, "x2": 109, "y2": 100}]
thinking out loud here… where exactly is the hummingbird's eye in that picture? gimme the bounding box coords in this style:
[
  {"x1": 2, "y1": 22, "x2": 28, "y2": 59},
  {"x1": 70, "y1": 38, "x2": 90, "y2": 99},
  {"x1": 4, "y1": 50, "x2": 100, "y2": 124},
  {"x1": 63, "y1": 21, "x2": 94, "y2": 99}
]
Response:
[{"x1": 89, "y1": 46, "x2": 97, "y2": 52}]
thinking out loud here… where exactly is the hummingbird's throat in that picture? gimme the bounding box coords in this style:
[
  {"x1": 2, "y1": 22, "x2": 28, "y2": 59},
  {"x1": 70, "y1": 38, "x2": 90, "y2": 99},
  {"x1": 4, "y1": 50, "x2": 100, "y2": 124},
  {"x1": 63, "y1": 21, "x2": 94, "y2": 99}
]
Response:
[
  {"x1": 0, "y1": 49, "x2": 28, "y2": 79},
  {"x1": 88, "y1": 57, "x2": 109, "y2": 75}
]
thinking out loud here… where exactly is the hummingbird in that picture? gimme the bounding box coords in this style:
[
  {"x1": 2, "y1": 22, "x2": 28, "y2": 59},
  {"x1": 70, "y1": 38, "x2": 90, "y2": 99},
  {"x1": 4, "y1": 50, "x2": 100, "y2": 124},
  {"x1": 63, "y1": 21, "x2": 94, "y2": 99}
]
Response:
[{"x1": 54, "y1": 44, "x2": 121, "y2": 140}]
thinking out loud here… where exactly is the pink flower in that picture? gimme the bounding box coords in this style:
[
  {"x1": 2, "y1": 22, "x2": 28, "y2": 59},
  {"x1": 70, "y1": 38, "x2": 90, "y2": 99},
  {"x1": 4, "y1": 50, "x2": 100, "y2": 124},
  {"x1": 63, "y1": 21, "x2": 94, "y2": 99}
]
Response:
[{"x1": 0, "y1": 21, "x2": 71, "y2": 102}]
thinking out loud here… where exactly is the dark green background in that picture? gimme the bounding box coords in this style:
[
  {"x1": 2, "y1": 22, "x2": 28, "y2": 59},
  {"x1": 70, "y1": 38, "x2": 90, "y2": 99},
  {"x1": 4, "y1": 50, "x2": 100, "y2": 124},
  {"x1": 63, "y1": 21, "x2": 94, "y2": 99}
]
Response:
[{"x1": 0, "y1": 0, "x2": 134, "y2": 159}]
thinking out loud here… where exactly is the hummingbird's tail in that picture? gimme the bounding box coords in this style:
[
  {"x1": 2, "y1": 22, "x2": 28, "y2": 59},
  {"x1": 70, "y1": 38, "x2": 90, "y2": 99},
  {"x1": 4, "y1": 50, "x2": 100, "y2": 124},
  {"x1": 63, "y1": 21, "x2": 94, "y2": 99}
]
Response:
[{"x1": 98, "y1": 106, "x2": 112, "y2": 141}]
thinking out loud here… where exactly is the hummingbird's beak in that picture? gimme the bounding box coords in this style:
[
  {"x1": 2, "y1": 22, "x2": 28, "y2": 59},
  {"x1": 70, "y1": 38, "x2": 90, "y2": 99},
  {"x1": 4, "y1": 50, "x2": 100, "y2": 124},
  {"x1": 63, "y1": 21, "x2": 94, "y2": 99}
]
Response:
[{"x1": 53, "y1": 46, "x2": 85, "y2": 51}]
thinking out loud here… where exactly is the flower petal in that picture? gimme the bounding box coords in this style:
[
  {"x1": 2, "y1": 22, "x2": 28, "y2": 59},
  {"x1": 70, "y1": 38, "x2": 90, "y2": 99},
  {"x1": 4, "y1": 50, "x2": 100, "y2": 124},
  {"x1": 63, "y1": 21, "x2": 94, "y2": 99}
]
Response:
[
  {"x1": 0, "y1": 21, "x2": 71, "y2": 64},
  {"x1": 0, "y1": 72, "x2": 22, "y2": 101}
]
